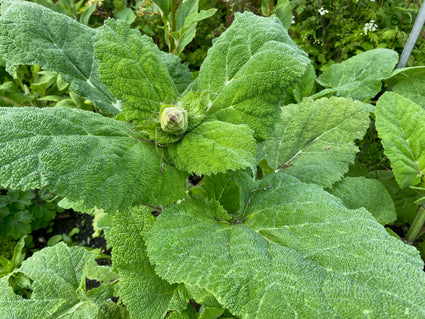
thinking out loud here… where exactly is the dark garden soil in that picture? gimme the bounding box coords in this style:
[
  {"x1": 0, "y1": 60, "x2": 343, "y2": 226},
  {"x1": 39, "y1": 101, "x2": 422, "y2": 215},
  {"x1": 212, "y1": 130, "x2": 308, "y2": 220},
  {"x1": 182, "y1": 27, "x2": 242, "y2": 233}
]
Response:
[{"x1": 31, "y1": 209, "x2": 110, "y2": 263}]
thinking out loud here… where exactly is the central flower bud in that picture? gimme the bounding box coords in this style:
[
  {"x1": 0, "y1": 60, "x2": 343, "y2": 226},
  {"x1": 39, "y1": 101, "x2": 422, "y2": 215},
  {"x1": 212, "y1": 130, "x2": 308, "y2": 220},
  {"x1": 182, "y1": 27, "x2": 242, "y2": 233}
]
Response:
[{"x1": 159, "y1": 105, "x2": 188, "y2": 135}]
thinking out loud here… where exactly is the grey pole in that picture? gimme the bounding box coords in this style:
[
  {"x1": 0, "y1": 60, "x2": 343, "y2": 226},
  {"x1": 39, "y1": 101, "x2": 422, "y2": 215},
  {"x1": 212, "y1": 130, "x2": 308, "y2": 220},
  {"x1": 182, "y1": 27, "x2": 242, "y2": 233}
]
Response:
[{"x1": 397, "y1": 1, "x2": 425, "y2": 69}]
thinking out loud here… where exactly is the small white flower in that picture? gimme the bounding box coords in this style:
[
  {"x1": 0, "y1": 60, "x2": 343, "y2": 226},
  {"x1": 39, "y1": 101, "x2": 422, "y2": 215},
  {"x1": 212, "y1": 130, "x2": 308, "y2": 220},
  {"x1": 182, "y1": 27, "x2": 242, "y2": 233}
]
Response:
[
  {"x1": 318, "y1": 7, "x2": 329, "y2": 15},
  {"x1": 292, "y1": 15, "x2": 295, "y2": 24},
  {"x1": 363, "y1": 20, "x2": 378, "y2": 34}
]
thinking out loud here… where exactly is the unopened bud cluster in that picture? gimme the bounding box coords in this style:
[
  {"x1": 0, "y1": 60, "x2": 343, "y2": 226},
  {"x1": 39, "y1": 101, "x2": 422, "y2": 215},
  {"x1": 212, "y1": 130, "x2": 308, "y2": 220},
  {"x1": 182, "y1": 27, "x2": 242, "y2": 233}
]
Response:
[{"x1": 159, "y1": 105, "x2": 188, "y2": 135}]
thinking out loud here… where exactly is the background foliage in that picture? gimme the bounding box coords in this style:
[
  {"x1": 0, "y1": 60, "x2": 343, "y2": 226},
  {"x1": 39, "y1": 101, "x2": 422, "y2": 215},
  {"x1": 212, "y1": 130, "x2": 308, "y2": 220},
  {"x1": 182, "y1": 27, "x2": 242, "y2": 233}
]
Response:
[{"x1": 289, "y1": 0, "x2": 425, "y2": 70}]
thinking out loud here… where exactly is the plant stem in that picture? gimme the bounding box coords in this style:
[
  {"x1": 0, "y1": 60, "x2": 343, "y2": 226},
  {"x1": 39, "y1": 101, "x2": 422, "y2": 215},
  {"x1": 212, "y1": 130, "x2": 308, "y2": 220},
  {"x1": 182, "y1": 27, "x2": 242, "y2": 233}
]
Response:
[
  {"x1": 169, "y1": 0, "x2": 177, "y2": 53},
  {"x1": 267, "y1": 0, "x2": 273, "y2": 16},
  {"x1": 406, "y1": 205, "x2": 425, "y2": 243}
]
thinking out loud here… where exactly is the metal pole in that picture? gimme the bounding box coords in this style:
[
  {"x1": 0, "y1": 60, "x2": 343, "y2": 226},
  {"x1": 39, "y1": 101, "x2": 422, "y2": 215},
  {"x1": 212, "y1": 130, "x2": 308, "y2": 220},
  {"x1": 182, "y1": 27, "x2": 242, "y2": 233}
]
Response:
[{"x1": 397, "y1": 1, "x2": 425, "y2": 69}]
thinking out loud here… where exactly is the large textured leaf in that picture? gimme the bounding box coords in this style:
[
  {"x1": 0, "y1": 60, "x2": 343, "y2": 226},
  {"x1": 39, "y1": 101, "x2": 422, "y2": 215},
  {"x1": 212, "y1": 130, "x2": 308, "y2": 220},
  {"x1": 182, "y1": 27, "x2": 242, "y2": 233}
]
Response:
[
  {"x1": 0, "y1": 0, "x2": 118, "y2": 115},
  {"x1": 375, "y1": 92, "x2": 425, "y2": 189},
  {"x1": 159, "y1": 51, "x2": 193, "y2": 94},
  {"x1": 146, "y1": 175, "x2": 425, "y2": 318},
  {"x1": 0, "y1": 107, "x2": 187, "y2": 211},
  {"x1": 108, "y1": 206, "x2": 188, "y2": 318},
  {"x1": 328, "y1": 176, "x2": 397, "y2": 225},
  {"x1": 166, "y1": 120, "x2": 256, "y2": 175},
  {"x1": 315, "y1": 49, "x2": 399, "y2": 101},
  {"x1": 371, "y1": 170, "x2": 422, "y2": 224},
  {"x1": 346, "y1": 168, "x2": 422, "y2": 224},
  {"x1": 146, "y1": 173, "x2": 425, "y2": 318},
  {"x1": 198, "y1": 12, "x2": 310, "y2": 140},
  {"x1": 168, "y1": 307, "x2": 199, "y2": 319},
  {"x1": 284, "y1": 63, "x2": 316, "y2": 104},
  {"x1": 185, "y1": 284, "x2": 222, "y2": 308},
  {"x1": 257, "y1": 97, "x2": 370, "y2": 187},
  {"x1": 203, "y1": 170, "x2": 256, "y2": 216},
  {"x1": 97, "y1": 301, "x2": 130, "y2": 319},
  {"x1": 0, "y1": 243, "x2": 122, "y2": 319},
  {"x1": 384, "y1": 66, "x2": 425, "y2": 108},
  {"x1": 95, "y1": 19, "x2": 177, "y2": 126}
]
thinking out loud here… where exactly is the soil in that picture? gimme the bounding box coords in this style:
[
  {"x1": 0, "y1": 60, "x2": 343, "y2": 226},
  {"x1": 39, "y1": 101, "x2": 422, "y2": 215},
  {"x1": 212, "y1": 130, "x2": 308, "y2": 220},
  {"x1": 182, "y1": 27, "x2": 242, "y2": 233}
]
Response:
[{"x1": 31, "y1": 209, "x2": 110, "y2": 263}]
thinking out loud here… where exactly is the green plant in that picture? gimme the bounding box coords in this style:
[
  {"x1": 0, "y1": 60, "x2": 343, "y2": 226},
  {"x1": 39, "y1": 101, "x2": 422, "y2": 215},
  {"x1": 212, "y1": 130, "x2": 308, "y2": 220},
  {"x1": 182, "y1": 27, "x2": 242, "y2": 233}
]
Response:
[
  {"x1": 1, "y1": 0, "x2": 425, "y2": 318},
  {"x1": 31, "y1": 0, "x2": 101, "y2": 25},
  {"x1": 0, "y1": 0, "x2": 114, "y2": 110},
  {"x1": 152, "y1": 0, "x2": 216, "y2": 55},
  {"x1": 46, "y1": 227, "x2": 80, "y2": 246},
  {"x1": 0, "y1": 188, "x2": 63, "y2": 240},
  {"x1": 0, "y1": 236, "x2": 26, "y2": 278},
  {"x1": 374, "y1": 91, "x2": 425, "y2": 243},
  {"x1": 260, "y1": 0, "x2": 292, "y2": 28},
  {"x1": 0, "y1": 64, "x2": 74, "y2": 107},
  {"x1": 288, "y1": 0, "x2": 425, "y2": 70}
]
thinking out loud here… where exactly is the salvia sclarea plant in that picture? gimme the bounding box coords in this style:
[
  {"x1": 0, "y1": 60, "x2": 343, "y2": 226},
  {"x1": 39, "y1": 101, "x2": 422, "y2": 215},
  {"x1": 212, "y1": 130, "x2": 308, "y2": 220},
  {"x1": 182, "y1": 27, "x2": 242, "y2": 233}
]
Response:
[{"x1": 0, "y1": 0, "x2": 425, "y2": 318}]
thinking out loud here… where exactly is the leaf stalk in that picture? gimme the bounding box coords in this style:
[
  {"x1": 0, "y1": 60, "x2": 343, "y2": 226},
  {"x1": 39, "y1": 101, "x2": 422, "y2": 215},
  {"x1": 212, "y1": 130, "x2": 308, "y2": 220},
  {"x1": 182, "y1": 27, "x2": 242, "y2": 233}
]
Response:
[{"x1": 406, "y1": 204, "x2": 425, "y2": 243}]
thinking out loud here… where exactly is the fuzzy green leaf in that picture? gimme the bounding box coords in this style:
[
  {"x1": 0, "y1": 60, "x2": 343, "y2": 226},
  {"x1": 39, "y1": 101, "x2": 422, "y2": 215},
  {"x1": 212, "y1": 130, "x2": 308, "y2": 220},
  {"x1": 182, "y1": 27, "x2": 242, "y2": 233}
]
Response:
[
  {"x1": 315, "y1": 49, "x2": 399, "y2": 101},
  {"x1": 0, "y1": 107, "x2": 187, "y2": 211},
  {"x1": 185, "y1": 284, "x2": 222, "y2": 308},
  {"x1": 203, "y1": 170, "x2": 256, "y2": 216},
  {"x1": 284, "y1": 63, "x2": 316, "y2": 104},
  {"x1": 370, "y1": 170, "x2": 421, "y2": 224},
  {"x1": 146, "y1": 173, "x2": 425, "y2": 318},
  {"x1": 375, "y1": 92, "x2": 425, "y2": 189},
  {"x1": 97, "y1": 301, "x2": 130, "y2": 319},
  {"x1": 199, "y1": 307, "x2": 225, "y2": 319},
  {"x1": 0, "y1": 243, "x2": 121, "y2": 318},
  {"x1": 384, "y1": 66, "x2": 425, "y2": 108},
  {"x1": 198, "y1": 12, "x2": 310, "y2": 140},
  {"x1": 166, "y1": 120, "x2": 256, "y2": 175},
  {"x1": 179, "y1": 90, "x2": 208, "y2": 131},
  {"x1": 257, "y1": 97, "x2": 370, "y2": 187},
  {"x1": 95, "y1": 19, "x2": 177, "y2": 127},
  {"x1": 159, "y1": 51, "x2": 193, "y2": 94},
  {"x1": 328, "y1": 177, "x2": 397, "y2": 225},
  {"x1": 108, "y1": 206, "x2": 188, "y2": 318},
  {"x1": 0, "y1": 0, "x2": 118, "y2": 115},
  {"x1": 345, "y1": 167, "x2": 421, "y2": 224},
  {"x1": 168, "y1": 306, "x2": 199, "y2": 319}
]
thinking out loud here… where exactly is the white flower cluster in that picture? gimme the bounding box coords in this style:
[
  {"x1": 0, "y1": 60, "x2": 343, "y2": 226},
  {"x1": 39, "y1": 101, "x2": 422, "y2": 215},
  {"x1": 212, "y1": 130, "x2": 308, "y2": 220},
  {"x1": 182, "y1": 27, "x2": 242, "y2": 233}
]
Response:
[
  {"x1": 292, "y1": 15, "x2": 295, "y2": 24},
  {"x1": 363, "y1": 20, "x2": 378, "y2": 34},
  {"x1": 318, "y1": 7, "x2": 329, "y2": 15}
]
